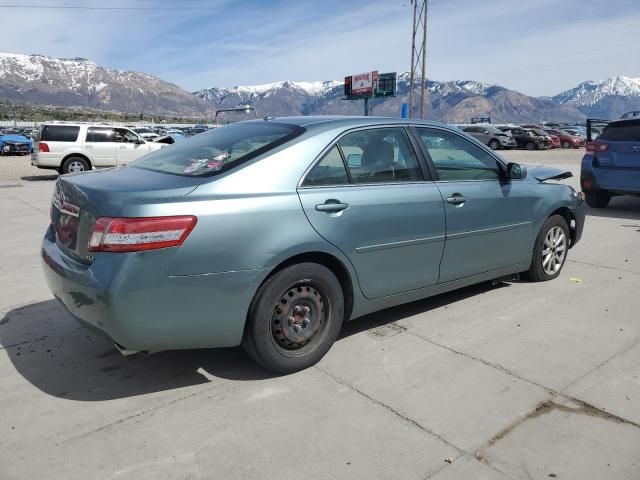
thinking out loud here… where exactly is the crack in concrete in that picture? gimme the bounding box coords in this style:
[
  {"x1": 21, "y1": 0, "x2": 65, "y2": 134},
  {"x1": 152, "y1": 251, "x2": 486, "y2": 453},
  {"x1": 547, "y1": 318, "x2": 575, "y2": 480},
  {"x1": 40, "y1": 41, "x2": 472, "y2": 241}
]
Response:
[
  {"x1": 314, "y1": 365, "x2": 465, "y2": 456},
  {"x1": 475, "y1": 396, "x2": 640, "y2": 463},
  {"x1": 559, "y1": 334, "x2": 640, "y2": 395},
  {"x1": 60, "y1": 380, "x2": 238, "y2": 445},
  {"x1": 405, "y1": 329, "x2": 556, "y2": 395}
]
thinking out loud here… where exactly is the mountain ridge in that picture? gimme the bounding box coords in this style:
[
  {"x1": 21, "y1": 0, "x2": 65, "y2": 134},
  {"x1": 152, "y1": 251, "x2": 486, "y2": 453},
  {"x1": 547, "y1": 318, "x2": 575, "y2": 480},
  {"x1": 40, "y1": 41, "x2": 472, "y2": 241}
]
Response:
[{"x1": 0, "y1": 53, "x2": 638, "y2": 122}]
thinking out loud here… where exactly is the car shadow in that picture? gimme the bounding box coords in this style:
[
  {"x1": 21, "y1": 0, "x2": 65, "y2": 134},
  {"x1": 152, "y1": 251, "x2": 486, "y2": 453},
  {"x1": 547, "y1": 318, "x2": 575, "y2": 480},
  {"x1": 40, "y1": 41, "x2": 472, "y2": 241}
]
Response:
[
  {"x1": 20, "y1": 174, "x2": 58, "y2": 182},
  {"x1": 1, "y1": 281, "x2": 507, "y2": 402},
  {"x1": 587, "y1": 196, "x2": 640, "y2": 220}
]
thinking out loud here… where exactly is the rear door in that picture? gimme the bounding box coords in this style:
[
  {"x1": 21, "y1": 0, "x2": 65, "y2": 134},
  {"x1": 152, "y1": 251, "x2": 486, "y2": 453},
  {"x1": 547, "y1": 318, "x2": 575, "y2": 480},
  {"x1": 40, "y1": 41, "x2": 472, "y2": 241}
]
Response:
[
  {"x1": 84, "y1": 127, "x2": 118, "y2": 166},
  {"x1": 115, "y1": 128, "x2": 150, "y2": 165},
  {"x1": 298, "y1": 126, "x2": 446, "y2": 299}
]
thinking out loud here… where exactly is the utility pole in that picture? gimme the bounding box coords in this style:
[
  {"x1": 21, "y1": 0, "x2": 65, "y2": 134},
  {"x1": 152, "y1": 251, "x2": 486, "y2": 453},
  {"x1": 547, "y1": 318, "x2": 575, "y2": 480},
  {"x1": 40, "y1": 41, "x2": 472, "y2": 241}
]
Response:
[{"x1": 408, "y1": 0, "x2": 428, "y2": 119}]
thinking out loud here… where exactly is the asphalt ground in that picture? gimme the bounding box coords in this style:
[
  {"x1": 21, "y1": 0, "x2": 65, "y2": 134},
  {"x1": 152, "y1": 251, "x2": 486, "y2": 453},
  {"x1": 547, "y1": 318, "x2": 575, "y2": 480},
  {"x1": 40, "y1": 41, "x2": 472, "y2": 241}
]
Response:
[{"x1": 1, "y1": 149, "x2": 639, "y2": 479}]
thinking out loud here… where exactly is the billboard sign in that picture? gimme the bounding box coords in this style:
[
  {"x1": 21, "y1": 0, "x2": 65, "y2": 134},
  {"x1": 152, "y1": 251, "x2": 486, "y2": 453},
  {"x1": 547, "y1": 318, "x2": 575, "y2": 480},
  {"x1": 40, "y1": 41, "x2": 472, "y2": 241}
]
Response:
[{"x1": 346, "y1": 71, "x2": 378, "y2": 95}]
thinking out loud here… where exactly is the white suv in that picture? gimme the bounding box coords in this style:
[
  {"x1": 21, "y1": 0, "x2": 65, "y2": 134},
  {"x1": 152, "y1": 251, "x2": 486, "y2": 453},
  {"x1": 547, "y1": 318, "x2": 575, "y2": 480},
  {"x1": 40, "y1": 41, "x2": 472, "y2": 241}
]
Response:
[{"x1": 31, "y1": 123, "x2": 167, "y2": 174}]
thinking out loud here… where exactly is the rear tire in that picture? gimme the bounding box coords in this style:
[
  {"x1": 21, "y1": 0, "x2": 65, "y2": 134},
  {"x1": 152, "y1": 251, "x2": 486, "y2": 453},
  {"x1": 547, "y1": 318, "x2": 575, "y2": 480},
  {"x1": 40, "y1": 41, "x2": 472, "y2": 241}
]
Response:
[
  {"x1": 562, "y1": 141, "x2": 570, "y2": 149},
  {"x1": 488, "y1": 139, "x2": 500, "y2": 150},
  {"x1": 242, "y1": 263, "x2": 344, "y2": 374},
  {"x1": 525, "y1": 141, "x2": 536, "y2": 150},
  {"x1": 523, "y1": 215, "x2": 570, "y2": 282},
  {"x1": 61, "y1": 156, "x2": 89, "y2": 174},
  {"x1": 585, "y1": 190, "x2": 611, "y2": 208}
]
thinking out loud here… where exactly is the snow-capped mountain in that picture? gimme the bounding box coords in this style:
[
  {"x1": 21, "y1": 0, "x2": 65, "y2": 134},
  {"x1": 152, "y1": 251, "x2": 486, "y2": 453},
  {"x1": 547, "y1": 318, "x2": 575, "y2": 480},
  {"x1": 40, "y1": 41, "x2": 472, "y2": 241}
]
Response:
[
  {"x1": 194, "y1": 75, "x2": 584, "y2": 123},
  {"x1": 0, "y1": 53, "x2": 210, "y2": 116},
  {"x1": 553, "y1": 76, "x2": 640, "y2": 118},
  {"x1": 1, "y1": 52, "x2": 630, "y2": 122}
]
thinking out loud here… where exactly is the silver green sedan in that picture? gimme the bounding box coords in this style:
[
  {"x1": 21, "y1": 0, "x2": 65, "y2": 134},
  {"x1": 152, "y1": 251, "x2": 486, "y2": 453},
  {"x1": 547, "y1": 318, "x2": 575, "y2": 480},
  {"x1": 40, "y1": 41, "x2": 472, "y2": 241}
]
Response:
[{"x1": 42, "y1": 116, "x2": 585, "y2": 373}]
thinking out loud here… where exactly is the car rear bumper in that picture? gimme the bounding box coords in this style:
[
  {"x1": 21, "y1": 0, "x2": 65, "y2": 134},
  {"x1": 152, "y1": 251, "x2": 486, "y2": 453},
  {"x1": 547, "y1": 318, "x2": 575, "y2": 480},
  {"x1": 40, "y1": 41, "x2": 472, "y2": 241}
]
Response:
[
  {"x1": 41, "y1": 225, "x2": 268, "y2": 352},
  {"x1": 581, "y1": 156, "x2": 640, "y2": 194}
]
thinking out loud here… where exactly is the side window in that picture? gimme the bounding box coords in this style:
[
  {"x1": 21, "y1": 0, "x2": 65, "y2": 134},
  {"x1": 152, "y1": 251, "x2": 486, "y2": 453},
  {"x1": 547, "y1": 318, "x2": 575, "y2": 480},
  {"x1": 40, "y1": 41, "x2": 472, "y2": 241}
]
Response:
[
  {"x1": 415, "y1": 128, "x2": 501, "y2": 181},
  {"x1": 40, "y1": 125, "x2": 80, "y2": 142},
  {"x1": 115, "y1": 128, "x2": 141, "y2": 143},
  {"x1": 86, "y1": 127, "x2": 115, "y2": 143},
  {"x1": 302, "y1": 145, "x2": 349, "y2": 187},
  {"x1": 337, "y1": 128, "x2": 422, "y2": 183}
]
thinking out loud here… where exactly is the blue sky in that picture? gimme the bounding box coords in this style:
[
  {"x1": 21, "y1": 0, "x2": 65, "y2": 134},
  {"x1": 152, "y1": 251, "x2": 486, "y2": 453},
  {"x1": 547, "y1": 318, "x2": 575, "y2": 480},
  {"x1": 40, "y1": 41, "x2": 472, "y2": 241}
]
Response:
[{"x1": 1, "y1": 0, "x2": 639, "y2": 96}]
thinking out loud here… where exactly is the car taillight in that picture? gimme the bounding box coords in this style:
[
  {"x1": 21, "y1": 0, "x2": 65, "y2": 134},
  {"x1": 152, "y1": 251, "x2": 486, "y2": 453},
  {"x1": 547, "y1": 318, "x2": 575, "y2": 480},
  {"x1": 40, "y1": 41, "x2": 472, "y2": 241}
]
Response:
[
  {"x1": 585, "y1": 141, "x2": 608, "y2": 154},
  {"x1": 88, "y1": 216, "x2": 197, "y2": 252},
  {"x1": 38, "y1": 142, "x2": 50, "y2": 153}
]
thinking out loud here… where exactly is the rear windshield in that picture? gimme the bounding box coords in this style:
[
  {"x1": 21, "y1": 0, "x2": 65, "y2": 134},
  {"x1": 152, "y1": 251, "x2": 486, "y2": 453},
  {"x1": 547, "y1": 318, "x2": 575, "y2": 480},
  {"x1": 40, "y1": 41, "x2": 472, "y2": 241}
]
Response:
[
  {"x1": 599, "y1": 120, "x2": 640, "y2": 141},
  {"x1": 131, "y1": 122, "x2": 304, "y2": 176},
  {"x1": 40, "y1": 125, "x2": 80, "y2": 142}
]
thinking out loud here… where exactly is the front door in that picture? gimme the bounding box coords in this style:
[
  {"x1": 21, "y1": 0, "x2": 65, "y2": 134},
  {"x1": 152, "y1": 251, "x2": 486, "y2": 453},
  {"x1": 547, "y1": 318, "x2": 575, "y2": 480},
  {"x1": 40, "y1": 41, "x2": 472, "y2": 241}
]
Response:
[
  {"x1": 84, "y1": 127, "x2": 117, "y2": 167},
  {"x1": 115, "y1": 128, "x2": 149, "y2": 165},
  {"x1": 413, "y1": 127, "x2": 536, "y2": 283},
  {"x1": 298, "y1": 127, "x2": 446, "y2": 299}
]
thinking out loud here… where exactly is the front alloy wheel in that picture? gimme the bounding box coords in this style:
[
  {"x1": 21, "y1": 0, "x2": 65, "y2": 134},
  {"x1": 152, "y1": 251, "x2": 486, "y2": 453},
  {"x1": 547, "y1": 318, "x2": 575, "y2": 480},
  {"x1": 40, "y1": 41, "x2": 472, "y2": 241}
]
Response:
[
  {"x1": 541, "y1": 226, "x2": 567, "y2": 276},
  {"x1": 523, "y1": 215, "x2": 570, "y2": 282}
]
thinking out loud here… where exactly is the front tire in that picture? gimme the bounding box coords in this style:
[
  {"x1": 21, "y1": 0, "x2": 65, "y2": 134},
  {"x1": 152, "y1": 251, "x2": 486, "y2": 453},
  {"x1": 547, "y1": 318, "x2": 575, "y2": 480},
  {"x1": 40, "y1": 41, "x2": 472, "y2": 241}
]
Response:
[
  {"x1": 242, "y1": 263, "x2": 344, "y2": 374},
  {"x1": 525, "y1": 141, "x2": 536, "y2": 150},
  {"x1": 562, "y1": 141, "x2": 570, "y2": 149},
  {"x1": 585, "y1": 190, "x2": 611, "y2": 208},
  {"x1": 488, "y1": 139, "x2": 500, "y2": 150},
  {"x1": 523, "y1": 215, "x2": 570, "y2": 282}
]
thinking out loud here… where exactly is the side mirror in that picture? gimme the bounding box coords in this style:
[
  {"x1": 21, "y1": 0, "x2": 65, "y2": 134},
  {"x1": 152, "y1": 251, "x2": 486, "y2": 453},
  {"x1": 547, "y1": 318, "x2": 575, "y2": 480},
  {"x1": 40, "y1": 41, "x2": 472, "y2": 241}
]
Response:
[
  {"x1": 507, "y1": 162, "x2": 526, "y2": 180},
  {"x1": 135, "y1": 138, "x2": 145, "y2": 144}
]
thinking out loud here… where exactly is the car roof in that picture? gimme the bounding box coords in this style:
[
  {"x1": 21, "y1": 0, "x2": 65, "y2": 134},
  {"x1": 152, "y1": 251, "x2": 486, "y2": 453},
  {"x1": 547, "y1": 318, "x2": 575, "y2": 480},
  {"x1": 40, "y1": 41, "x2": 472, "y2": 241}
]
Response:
[{"x1": 245, "y1": 115, "x2": 450, "y2": 132}]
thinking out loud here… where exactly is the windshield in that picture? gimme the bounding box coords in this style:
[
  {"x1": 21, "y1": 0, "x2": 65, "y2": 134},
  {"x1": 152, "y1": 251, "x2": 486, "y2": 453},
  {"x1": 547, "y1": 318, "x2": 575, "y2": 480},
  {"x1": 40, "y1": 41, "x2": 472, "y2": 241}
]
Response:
[{"x1": 131, "y1": 121, "x2": 304, "y2": 177}]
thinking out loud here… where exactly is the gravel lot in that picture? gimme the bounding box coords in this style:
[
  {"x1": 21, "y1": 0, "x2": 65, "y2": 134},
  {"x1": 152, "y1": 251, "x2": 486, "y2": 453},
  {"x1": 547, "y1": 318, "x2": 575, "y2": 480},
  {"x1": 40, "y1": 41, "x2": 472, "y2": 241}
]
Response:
[{"x1": 1, "y1": 149, "x2": 640, "y2": 479}]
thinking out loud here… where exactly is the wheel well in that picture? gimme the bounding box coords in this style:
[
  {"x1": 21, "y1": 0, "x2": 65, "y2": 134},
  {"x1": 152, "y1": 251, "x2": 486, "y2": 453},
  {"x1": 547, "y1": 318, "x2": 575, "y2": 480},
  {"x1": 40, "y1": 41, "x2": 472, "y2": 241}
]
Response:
[
  {"x1": 62, "y1": 153, "x2": 91, "y2": 167},
  {"x1": 262, "y1": 252, "x2": 355, "y2": 322},
  {"x1": 549, "y1": 207, "x2": 577, "y2": 245}
]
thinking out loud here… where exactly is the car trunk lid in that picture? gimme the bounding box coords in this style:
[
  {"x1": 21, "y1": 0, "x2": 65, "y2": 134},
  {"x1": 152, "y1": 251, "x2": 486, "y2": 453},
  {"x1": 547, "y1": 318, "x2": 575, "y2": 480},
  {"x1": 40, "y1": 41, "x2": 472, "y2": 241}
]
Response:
[{"x1": 51, "y1": 166, "x2": 202, "y2": 262}]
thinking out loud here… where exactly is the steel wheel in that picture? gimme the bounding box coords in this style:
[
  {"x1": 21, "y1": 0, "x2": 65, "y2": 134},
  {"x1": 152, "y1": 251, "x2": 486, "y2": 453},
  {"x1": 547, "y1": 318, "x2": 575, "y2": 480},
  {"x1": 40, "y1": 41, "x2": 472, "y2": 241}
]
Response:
[
  {"x1": 271, "y1": 283, "x2": 327, "y2": 351},
  {"x1": 542, "y1": 225, "x2": 567, "y2": 276},
  {"x1": 242, "y1": 262, "x2": 344, "y2": 373}
]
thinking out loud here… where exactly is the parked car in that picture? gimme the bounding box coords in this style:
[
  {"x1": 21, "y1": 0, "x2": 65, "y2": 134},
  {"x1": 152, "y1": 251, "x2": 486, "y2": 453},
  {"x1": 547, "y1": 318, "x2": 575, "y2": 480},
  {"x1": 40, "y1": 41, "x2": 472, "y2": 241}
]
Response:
[
  {"x1": 460, "y1": 125, "x2": 517, "y2": 150},
  {"x1": 543, "y1": 129, "x2": 584, "y2": 149},
  {"x1": 581, "y1": 117, "x2": 640, "y2": 208},
  {"x1": 562, "y1": 128, "x2": 586, "y2": 140},
  {"x1": 131, "y1": 127, "x2": 159, "y2": 140},
  {"x1": 41, "y1": 117, "x2": 585, "y2": 373},
  {"x1": 498, "y1": 126, "x2": 550, "y2": 150},
  {"x1": 0, "y1": 133, "x2": 32, "y2": 155},
  {"x1": 530, "y1": 128, "x2": 558, "y2": 148},
  {"x1": 31, "y1": 123, "x2": 167, "y2": 174}
]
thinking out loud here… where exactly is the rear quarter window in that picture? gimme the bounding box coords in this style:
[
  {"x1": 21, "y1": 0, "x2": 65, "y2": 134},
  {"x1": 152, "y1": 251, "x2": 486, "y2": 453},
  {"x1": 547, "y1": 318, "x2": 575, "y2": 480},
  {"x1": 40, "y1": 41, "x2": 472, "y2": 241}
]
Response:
[
  {"x1": 40, "y1": 125, "x2": 80, "y2": 142},
  {"x1": 599, "y1": 121, "x2": 640, "y2": 141}
]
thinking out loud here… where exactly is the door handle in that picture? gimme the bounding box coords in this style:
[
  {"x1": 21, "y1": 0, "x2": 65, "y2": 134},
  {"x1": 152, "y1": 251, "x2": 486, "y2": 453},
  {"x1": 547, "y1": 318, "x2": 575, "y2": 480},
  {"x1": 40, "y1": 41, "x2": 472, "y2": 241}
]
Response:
[
  {"x1": 446, "y1": 194, "x2": 466, "y2": 205},
  {"x1": 119, "y1": 146, "x2": 126, "y2": 149},
  {"x1": 633, "y1": 146, "x2": 640, "y2": 152},
  {"x1": 85, "y1": 145, "x2": 92, "y2": 149},
  {"x1": 315, "y1": 200, "x2": 349, "y2": 213}
]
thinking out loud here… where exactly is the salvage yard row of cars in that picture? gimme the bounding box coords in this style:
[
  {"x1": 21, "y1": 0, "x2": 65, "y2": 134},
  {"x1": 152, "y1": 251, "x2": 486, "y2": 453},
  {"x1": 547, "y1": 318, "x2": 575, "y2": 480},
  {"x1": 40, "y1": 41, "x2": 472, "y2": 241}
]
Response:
[{"x1": 456, "y1": 123, "x2": 589, "y2": 150}]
